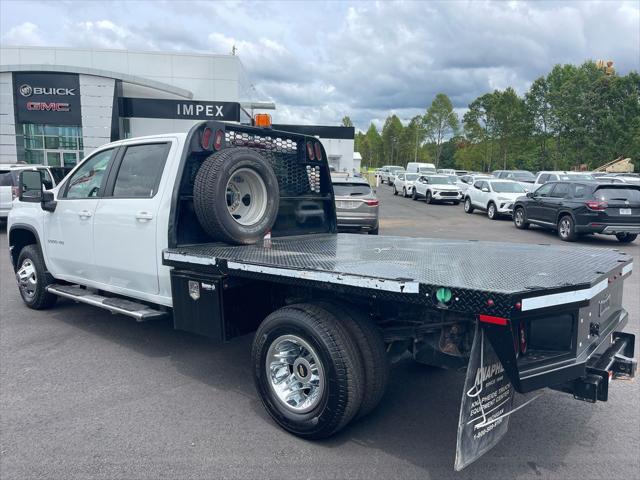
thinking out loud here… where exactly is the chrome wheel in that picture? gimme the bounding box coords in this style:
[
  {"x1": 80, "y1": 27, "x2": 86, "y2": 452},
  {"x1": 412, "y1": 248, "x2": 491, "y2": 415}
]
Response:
[
  {"x1": 488, "y1": 203, "x2": 496, "y2": 219},
  {"x1": 559, "y1": 218, "x2": 571, "y2": 238},
  {"x1": 515, "y1": 209, "x2": 524, "y2": 226},
  {"x1": 464, "y1": 198, "x2": 471, "y2": 212},
  {"x1": 266, "y1": 335, "x2": 325, "y2": 414},
  {"x1": 16, "y1": 258, "x2": 37, "y2": 300},
  {"x1": 225, "y1": 168, "x2": 268, "y2": 226}
]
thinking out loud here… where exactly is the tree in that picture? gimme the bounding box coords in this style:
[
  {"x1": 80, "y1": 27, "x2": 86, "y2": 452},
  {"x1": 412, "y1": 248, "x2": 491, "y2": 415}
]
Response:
[
  {"x1": 341, "y1": 116, "x2": 354, "y2": 128},
  {"x1": 365, "y1": 123, "x2": 383, "y2": 167},
  {"x1": 424, "y1": 94, "x2": 459, "y2": 168},
  {"x1": 381, "y1": 115, "x2": 403, "y2": 165}
]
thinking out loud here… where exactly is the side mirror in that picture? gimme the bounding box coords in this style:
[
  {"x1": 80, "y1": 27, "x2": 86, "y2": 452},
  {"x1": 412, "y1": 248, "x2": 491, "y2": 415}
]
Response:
[
  {"x1": 526, "y1": 192, "x2": 534, "y2": 198},
  {"x1": 482, "y1": 187, "x2": 490, "y2": 193},
  {"x1": 19, "y1": 170, "x2": 43, "y2": 203}
]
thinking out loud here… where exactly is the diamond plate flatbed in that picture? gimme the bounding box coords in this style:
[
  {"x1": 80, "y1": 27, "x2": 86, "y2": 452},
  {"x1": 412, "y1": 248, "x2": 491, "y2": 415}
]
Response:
[{"x1": 163, "y1": 233, "x2": 633, "y2": 315}]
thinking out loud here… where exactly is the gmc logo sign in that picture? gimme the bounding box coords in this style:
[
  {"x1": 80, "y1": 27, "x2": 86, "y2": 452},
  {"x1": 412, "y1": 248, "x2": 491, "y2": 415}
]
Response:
[{"x1": 26, "y1": 102, "x2": 71, "y2": 112}]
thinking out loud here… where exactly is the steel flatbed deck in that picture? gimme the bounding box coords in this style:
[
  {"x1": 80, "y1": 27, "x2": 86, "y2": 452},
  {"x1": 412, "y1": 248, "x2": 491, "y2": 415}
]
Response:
[{"x1": 163, "y1": 234, "x2": 633, "y2": 316}]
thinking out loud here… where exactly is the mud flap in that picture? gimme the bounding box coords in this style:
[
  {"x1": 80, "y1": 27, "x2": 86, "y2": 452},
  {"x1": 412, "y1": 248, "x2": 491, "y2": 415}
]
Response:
[{"x1": 454, "y1": 324, "x2": 539, "y2": 471}]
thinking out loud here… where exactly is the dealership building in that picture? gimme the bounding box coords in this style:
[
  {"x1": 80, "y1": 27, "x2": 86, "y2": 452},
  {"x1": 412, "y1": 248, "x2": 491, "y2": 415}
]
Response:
[{"x1": 0, "y1": 46, "x2": 355, "y2": 171}]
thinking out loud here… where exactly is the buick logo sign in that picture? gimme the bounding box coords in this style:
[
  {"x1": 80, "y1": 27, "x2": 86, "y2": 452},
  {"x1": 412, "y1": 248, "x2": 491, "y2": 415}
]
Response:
[
  {"x1": 18, "y1": 84, "x2": 75, "y2": 97},
  {"x1": 19, "y1": 84, "x2": 33, "y2": 97}
]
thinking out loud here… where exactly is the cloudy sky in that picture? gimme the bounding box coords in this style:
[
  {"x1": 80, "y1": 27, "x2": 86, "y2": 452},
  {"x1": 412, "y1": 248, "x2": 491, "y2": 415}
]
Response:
[{"x1": 1, "y1": 0, "x2": 638, "y2": 131}]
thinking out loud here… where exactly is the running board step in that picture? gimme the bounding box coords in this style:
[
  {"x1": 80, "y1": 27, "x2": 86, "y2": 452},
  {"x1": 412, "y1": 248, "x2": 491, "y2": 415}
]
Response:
[{"x1": 46, "y1": 285, "x2": 167, "y2": 322}]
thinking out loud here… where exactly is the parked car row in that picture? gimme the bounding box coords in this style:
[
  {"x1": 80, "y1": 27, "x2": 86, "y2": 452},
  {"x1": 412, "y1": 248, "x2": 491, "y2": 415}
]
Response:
[{"x1": 378, "y1": 167, "x2": 639, "y2": 244}]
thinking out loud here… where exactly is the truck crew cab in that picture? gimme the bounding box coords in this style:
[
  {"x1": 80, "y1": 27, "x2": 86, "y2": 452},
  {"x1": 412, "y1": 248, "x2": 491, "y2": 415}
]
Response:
[{"x1": 8, "y1": 120, "x2": 636, "y2": 460}]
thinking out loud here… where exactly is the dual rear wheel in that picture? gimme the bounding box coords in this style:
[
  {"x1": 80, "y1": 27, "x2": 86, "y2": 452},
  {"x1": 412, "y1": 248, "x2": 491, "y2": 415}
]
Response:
[{"x1": 252, "y1": 302, "x2": 388, "y2": 439}]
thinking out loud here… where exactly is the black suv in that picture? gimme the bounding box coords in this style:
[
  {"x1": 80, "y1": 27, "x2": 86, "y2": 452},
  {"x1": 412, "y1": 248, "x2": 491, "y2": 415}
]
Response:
[{"x1": 512, "y1": 181, "x2": 640, "y2": 243}]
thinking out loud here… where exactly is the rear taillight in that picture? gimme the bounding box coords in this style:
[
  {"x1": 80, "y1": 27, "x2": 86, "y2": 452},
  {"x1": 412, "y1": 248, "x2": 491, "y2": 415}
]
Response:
[
  {"x1": 11, "y1": 186, "x2": 20, "y2": 200},
  {"x1": 307, "y1": 141, "x2": 315, "y2": 161},
  {"x1": 586, "y1": 200, "x2": 608, "y2": 211},
  {"x1": 201, "y1": 127, "x2": 213, "y2": 150},
  {"x1": 314, "y1": 142, "x2": 323, "y2": 161},
  {"x1": 364, "y1": 199, "x2": 379, "y2": 206},
  {"x1": 213, "y1": 129, "x2": 224, "y2": 151}
]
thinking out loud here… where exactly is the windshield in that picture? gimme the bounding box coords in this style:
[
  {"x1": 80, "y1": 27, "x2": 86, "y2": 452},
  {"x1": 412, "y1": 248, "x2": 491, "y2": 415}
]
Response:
[
  {"x1": 405, "y1": 173, "x2": 420, "y2": 181},
  {"x1": 560, "y1": 173, "x2": 593, "y2": 181},
  {"x1": 430, "y1": 176, "x2": 455, "y2": 185},
  {"x1": 389, "y1": 167, "x2": 404, "y2": 173},
  {"x1": 447, "y1": 175, "x2": 458, "y2": 183},
  {"x1": 491, "y1": 182, "x2": 525, "y2": 193},
  {"x1": 333, "y1": 183, "x2": 372, "y2": 196},
  {"x1": 509, "y1": 171, "x2": 535, "y2": 181}
]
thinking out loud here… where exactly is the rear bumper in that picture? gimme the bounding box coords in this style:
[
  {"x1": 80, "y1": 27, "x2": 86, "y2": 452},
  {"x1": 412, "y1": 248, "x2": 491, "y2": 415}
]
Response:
[
  {"x1": 576, "y1": 223, "x2": 640, "y2": 235},
  {"x1": 336, "y1": 213, "x2": 378, "y2": 231},
  {"x1": 553, "y1": 331, "x2": 636, "y2": 402}
]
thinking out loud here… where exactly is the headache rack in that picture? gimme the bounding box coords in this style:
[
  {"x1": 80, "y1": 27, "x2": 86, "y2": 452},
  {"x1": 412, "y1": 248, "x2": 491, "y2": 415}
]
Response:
[{"x1": 169, "y1": 121, "x2": 337, "y2": 248}]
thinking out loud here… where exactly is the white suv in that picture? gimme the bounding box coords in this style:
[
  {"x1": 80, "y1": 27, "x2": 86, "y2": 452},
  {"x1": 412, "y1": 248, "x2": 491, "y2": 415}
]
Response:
[
  {"x1": 532, "y1": 171, "x2": 594, "y2": 191},
  {"x1": 393, "y1": 172, "x2": 421, "y2": 197},
  {"x1": 0, "y1": 164, "x2": 64, "y2": 220},
  {"x1": 463, "y1": 179, "x2": 526, "y2": 219},
  {"x1": 412, "y1": 175, "x2": 462, "y2": 204}
]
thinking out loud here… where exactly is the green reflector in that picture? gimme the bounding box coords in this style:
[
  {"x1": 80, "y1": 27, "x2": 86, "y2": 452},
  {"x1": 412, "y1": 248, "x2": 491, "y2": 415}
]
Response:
[{"x1": 436, "y1": 287, "x2": 452, "y2": 304}]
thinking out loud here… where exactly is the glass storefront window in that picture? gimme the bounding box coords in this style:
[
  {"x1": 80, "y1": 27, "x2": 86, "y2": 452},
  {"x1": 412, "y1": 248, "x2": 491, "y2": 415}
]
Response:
[{"x1": 19, "y1": 124, "x2": 83, "y2": 167}]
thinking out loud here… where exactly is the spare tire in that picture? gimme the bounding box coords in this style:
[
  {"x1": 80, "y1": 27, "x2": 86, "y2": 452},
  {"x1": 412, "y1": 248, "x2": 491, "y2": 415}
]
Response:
[{"x1": 194, "y1": 147, "x2": 279, "y2": 245}]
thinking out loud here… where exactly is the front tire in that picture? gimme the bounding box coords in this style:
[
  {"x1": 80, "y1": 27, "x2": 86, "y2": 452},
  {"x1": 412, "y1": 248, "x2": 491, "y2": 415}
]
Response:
[
  {"x1": 393, "y1": 186, "x2": 398, "y2": 196},
  {"x1": 252, "y1": 304, "x2": 364, "y2": 439},
  {"x1": 464, "y1": 197, "x2": 474, "y2": 213},
  {"x1": 487, "y1": 202, "x2": 497, "y2": 220},
  {"x1": 425, "y1": 191, "x2": 433, "y2": 204},
  {"x1": 402, "y1": 187, "x2": 407, "y2": 198},
  {"x1": 412, "y1": 190, "x2": 418, "y2": 201},
  {"x1": 16, "y1": 245, "x2": 57, "y2": 310},
  {"x1": 616, "y1": 233, "x2": 637, "y2": 243},
  {"x1": 558, "y1": 215, "x2": 576, "y2": 242},
  {"x1": 513, "y1": 207, "x2": 529, "y2": 229}
]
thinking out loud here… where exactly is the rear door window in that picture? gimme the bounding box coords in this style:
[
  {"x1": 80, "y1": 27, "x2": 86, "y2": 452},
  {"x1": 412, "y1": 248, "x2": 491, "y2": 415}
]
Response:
[
  {"x1": 112, "y1": 143, "x2": 170, "y2": 198},
  {"x1": 550, "y1": 183, "x2": 570, "y2": 198}
]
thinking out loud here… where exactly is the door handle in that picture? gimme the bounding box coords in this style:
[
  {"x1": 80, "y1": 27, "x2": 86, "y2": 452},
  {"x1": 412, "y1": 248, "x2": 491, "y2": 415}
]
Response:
[
  {"x1": 135, "y1": 212, "x2": 153, "y2": 221},
  {"x1": 78, "y1": 210, "x2": 92, "y2": 219}
]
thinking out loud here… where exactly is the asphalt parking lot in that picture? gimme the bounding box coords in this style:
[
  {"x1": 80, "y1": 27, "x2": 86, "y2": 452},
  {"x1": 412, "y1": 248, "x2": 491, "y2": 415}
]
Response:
[{"x1": 1, "y1": 184, "x2": 638, "y2": 480}]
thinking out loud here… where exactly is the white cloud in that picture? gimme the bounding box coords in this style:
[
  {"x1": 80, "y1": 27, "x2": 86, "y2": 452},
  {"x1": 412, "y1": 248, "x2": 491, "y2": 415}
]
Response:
[
  {"x1": 1, "y1": 22, "x2": 44, "y2": 46},
  {"x1": 0, "y1": 1, "x2": 638, "y2": 129}
]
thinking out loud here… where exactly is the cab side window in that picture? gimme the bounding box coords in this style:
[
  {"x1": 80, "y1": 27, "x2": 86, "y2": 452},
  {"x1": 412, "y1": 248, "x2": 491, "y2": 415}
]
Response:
[
  {"x1": 112, "y1": 143, "x2": 170, "y2": 198},
  {"x1": 63, "y1": 149, "x2": 115, "y2": 199}
]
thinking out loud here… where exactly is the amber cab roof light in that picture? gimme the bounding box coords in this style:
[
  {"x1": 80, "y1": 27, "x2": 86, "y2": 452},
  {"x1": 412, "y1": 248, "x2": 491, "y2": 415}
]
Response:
[{"x1": 254, "y1": 113, "x2": 272, "y2": 128}]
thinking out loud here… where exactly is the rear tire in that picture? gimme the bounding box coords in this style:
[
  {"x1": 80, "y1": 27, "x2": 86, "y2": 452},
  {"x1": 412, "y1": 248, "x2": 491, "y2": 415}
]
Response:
[
  {"x1": 313, "y1": 301, "x2": 389, "y2": 419},
  {"x1": 194, "y1": 147, "x2": 279, "y2": 245},
  {"x1": 464, "y1": 197, "x2": 474, "y2": 213},
  {"x1": 393, "y1": 186, "x2": 398, "y2": 196},
  {"x1": 369, "y1": 225, "x2": 379, "y2": 235},
  {"x1": 513, "y1": 206, "x2": 529, "y2": 229},
  {"x1": 452, "y1": 200, "x2": 460, "y2": 205},
  {"x1": 616, "y1": 233, "x2": 637, "y2": 243},
  {"x1": 252, "y1": 304, "x2": 364, "y2": 439},
  {"x1": 558, "y1": 215, "x2": 576, "y2": 242},
  {"x1": 16, "y1": 245, "x2": 57, "y2": 310},
  {"x1": 412, "y1": 190, "x2": 418, "y2": 201}
]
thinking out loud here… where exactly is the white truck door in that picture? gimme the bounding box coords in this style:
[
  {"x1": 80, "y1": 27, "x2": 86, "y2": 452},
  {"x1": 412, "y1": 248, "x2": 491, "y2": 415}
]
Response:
[
  {"x1": 92, "y1": 142, "x2": 172, "y2": 296},
  {"x1": 43, "y1": 148, "x2": 117, "y2": 280}
]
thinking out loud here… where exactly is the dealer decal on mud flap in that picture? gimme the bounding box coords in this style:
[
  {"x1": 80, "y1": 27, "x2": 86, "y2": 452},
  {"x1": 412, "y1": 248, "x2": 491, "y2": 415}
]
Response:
[{"x1": 454, "y1": 325, "x2": 540, "y2": 470}]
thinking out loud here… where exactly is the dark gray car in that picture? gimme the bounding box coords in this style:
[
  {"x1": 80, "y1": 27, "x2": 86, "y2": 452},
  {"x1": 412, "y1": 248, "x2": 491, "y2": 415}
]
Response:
[{"x1": 332, "y1": 177, "x2": 379, "y2": 234}]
